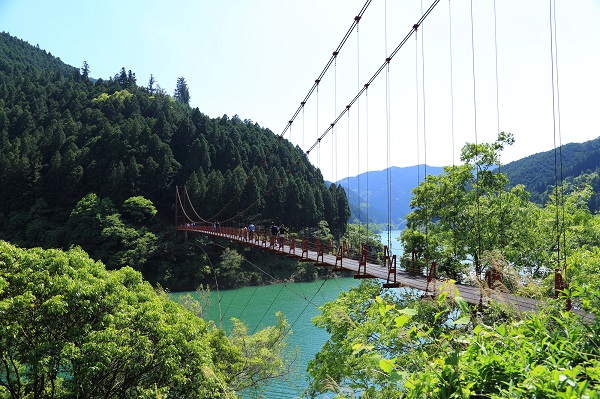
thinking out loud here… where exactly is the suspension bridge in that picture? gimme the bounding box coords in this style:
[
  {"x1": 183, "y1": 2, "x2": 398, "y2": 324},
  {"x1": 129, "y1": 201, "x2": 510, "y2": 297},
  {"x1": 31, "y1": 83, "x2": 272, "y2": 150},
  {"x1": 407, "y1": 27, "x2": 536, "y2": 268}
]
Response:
[
  {"x1": 176, "y1": 186, "x2": 544, "y2": 313},
  {"x1": 175, "y1": 0, "x2": 572, "y2": 314}
]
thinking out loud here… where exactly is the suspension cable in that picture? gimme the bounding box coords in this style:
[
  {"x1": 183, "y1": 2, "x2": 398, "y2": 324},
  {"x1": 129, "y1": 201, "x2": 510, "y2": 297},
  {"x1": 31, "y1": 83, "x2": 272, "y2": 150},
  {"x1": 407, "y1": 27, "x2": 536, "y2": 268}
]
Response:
[
  {"x1": 305, "y1": 0, "x2": 441, "y2": 155},
  {"x1": 278, "y1": 0, "x2": 373, "y2": 142},
  {"x1": 448, "y1": 0, "x2": 455, "y2": 166},
  {"x1": 470, "y1": 0, "x2": 482, "y2": 273},
  {"x1": 356, "y1": 16, "x2": 362, "y2": 243}
]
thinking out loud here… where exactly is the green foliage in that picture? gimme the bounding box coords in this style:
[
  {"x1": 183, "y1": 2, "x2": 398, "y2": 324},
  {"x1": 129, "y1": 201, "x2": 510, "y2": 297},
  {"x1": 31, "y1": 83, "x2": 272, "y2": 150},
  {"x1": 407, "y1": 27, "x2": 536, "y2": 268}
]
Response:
[
  {"x1": 401, "y1": 133, "x2": 600, "y2": 288},
  {"x1": 228, "y1": 312, "x2": 290, "y2": 396},
  {"x1": 342, "y1": 223, "x2": 385, "y2": 261},
  {"x1": 502, "y1": 136, "x2": 600, "y2": 212},
  {"x1": 173, "y1": 76, "x2": 190, "y2": 104},
  {"x1": 309, "y1": 280, "x2": 600, "y2": 399},
  {"x1": 122, "y1": 195, "x2": 157, "y2": 222},
  {"x1": 0, "y1": 240, "x2": 242, "y2": 398}
]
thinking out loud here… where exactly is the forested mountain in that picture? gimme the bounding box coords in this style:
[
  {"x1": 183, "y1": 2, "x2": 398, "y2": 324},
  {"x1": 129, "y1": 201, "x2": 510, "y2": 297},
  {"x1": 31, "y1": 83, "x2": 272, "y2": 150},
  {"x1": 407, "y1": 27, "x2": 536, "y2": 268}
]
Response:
[
  {"x1": 0, "y1": 32, "x2": 350, "y2": 289},
  {"x1": 335, "y1": 165, "x2": 444, "y2": 227},
  {"x1": 342, "y1": 136, "x2": 600, "y2": 227},
  {"x1": 502, "y1": 136, "x2": 600, "y2": 212}
]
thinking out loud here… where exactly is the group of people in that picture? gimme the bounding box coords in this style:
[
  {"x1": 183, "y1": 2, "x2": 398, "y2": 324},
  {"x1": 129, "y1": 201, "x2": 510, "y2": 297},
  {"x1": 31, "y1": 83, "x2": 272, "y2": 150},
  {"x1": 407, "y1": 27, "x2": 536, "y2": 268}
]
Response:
[
  {"x1": 240, "y1": 222, "x2": 287, "y2": 242},
  {"x1": 271, "y1": 223, "x2": 286, "y2": 237}
]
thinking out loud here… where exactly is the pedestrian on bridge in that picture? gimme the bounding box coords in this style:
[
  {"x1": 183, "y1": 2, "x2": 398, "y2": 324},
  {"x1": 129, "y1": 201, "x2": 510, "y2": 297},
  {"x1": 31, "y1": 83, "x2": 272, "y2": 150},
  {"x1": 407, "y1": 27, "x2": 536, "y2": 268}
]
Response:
[{"x1": 249, "y1": 223, "x2": 255, "y2": 240}]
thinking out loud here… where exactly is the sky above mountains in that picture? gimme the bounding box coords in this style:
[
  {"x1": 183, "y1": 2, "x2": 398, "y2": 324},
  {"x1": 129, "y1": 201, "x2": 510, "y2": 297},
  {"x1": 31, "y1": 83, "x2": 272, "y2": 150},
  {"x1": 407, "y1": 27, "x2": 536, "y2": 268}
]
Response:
[{"x1": 1, "y1": 0, "x2": 599, "y2": 182}]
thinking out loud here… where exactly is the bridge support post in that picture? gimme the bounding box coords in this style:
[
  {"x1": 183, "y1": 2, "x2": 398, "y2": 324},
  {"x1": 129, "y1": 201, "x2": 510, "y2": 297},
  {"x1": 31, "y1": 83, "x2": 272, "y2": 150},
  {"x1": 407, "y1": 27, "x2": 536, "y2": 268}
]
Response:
[
  {"x1": 314, "y1": 242, "x2": 326, "y2": 266},
  {"x1": 555, "y1": 268, "x2": 572, "y2": 311},
  {"x1": 300, "y1": 237, "x2": 311, "y2": 262},
  {"x1": 288, "y1": 238, "x2": 297, "y2": 257},
  {"x1": 424, "y1": 261, "x2": 437, "y2": 298},
  {"x1": 354, "y1": 244, "x2": 373, "y2": 279},
  {"x1": 332, "y1": 246, "x2": 344, "y2": 272},
  {"x1": 382, "y1": 246, "x2": 400, "y2": 288}
]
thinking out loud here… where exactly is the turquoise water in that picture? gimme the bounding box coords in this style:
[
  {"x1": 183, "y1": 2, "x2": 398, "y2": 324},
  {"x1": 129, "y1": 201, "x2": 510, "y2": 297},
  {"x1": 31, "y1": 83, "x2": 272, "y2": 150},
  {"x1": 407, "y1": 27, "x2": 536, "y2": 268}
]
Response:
[
  {"x1": 377, "y1": 229, "x2": 403, "y2": 257},
  {"x1": 172, "y1": 277, "x2": 360, "y2": 398}
]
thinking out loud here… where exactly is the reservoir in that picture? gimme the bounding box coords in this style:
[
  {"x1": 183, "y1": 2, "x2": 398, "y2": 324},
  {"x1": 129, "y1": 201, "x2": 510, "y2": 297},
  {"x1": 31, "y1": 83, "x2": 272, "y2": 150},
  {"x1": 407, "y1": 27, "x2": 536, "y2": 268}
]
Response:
[
  {"x1": 377, "y1": 229, "x2": 403, "y2": 257},
  {"x1": 169, "y1": 230, "x2": 402, "y2": 397},
  {"x1": 172, "y1": 277, "x2": 360, "y2": 398}
]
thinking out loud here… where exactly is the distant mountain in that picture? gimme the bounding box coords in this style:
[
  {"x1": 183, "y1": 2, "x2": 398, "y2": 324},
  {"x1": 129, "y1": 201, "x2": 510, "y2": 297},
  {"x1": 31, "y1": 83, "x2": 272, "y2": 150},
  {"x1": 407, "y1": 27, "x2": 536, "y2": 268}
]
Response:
[
  {"x1": 335, "y1": 165, "x2": 444, "y2": 227},
  {"x1": 340, "y1": 137, "x2": 600, "y2": 227}
]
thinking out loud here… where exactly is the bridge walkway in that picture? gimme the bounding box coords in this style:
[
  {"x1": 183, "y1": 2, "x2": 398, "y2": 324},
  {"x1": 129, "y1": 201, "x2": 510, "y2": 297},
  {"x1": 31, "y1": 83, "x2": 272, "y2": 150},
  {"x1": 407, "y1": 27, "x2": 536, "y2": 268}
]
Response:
[{"x1": 177, "y1": 225, "x2": 543, "y2": 314}]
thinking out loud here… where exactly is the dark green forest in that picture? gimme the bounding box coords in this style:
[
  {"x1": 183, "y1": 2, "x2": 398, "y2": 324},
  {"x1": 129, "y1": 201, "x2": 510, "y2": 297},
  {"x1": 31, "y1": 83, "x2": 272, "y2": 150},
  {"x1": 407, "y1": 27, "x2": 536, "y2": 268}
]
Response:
[
  {"x1": 0, "y1": 32, "x2": 350, "y2": 290},
  {"x1": 502, "y1": 137, "x2": 600, "y2": 211}
]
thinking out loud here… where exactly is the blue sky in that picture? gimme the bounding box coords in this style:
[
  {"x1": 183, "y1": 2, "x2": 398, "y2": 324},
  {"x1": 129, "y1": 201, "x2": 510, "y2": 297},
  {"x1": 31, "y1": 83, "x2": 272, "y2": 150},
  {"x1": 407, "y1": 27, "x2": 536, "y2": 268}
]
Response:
[{"x1": 1, "y1": 0, "x2": 599, "y2": 182}]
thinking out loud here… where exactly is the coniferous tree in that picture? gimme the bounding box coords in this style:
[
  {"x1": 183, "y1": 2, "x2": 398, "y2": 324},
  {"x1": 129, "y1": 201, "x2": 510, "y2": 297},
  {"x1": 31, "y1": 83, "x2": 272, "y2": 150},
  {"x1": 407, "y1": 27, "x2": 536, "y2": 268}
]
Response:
[
  {"x1": 174, "y1": 76, "x2": 190, "y2": 105},
  {"x1": 81, "y1": 61, "x2": 89, "y2": 79},
  {"x1": 147, "y1": 74, "x2": 156, "y2": 95}
]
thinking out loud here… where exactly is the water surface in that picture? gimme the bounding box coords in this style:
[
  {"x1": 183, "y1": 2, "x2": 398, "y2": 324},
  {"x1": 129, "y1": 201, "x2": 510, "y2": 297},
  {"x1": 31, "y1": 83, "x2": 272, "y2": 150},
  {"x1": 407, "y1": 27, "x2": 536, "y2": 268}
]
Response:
[{"x1": 172, "y1": 277, "x2": 360, "y2": 398}]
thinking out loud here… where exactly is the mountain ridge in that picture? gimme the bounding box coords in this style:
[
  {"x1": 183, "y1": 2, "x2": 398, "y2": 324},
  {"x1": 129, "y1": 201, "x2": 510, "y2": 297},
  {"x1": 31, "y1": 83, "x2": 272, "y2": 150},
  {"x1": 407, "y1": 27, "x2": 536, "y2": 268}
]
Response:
[{"x1": 337, "y1": 137, "x2": 600, "y2": 225}]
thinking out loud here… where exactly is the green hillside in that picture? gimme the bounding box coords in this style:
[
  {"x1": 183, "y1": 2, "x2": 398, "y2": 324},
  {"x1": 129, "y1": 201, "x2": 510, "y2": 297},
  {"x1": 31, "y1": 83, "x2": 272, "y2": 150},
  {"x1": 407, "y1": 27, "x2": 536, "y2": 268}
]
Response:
[
  {"x1": 503, "y1": 136, "x2": 600, "y2": 211},
  {"x1": 0, "y1": 32, "x2": 350, "y2": 290}
]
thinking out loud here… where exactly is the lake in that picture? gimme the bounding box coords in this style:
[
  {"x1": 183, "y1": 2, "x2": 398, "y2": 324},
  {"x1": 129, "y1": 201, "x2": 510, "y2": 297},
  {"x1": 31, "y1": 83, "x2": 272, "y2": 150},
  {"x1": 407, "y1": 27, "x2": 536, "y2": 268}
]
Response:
[
  {"x1": 170, "y1": 230, "x2": 403, "y2": 397},
  {"x1": 171, "y1": 277, "x2": 360, "y2": 398},
  {"x1": 377, "y1": 229, "x2": 403, "y2": 257}
]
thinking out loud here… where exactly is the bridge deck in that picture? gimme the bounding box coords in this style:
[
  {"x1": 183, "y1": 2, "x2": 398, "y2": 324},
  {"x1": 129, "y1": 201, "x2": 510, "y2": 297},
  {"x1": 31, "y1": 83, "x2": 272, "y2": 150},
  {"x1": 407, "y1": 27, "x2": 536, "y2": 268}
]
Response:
[{"x1": 178, "y1": 225, "x2": 543, "y2": 314}]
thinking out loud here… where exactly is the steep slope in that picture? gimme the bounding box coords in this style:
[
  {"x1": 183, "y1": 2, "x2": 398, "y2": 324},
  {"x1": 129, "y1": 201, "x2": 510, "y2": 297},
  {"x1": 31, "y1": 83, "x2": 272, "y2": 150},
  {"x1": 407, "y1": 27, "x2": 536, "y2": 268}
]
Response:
[
  {"x1": 503, "y1": 136, "x2": 600, "y2": 209},
  {"x1": 0, "y1": 32, "x2": 350, "y2": 289}
]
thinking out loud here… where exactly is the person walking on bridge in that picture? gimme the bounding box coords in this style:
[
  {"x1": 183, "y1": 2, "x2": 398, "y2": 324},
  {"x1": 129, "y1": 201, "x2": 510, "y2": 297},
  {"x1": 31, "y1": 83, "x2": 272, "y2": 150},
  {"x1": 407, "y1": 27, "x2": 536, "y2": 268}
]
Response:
[{"x1": 248, "y1": 223, "x2": 255, "y2": 240}]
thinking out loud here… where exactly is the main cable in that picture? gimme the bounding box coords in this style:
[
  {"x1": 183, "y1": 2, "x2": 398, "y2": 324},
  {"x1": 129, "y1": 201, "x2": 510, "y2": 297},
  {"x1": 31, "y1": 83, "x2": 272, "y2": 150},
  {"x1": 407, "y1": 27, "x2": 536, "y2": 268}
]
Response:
[{"x1": 305, "y1": 0, "x2": 441, "y2": 155}]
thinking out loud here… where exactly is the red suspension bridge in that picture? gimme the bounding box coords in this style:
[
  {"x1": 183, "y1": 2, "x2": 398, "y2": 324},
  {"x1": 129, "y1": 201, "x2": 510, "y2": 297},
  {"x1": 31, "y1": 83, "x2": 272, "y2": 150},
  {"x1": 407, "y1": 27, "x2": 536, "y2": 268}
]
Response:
[
  {"x1": 176, "y1": 185, "x2": 542, "y2": 313},
  {"x1": 175, "y1": 0, "x2": 573, "y2": 314}
]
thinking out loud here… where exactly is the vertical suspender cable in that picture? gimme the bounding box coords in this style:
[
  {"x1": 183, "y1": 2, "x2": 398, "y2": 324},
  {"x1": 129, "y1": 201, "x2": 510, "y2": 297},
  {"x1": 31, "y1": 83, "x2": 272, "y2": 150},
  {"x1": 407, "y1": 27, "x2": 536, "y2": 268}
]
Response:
[
  {"x1": 549, "y1": 0, "x2": 566, "y2": 279},
  {"x1": 554, "y1": 1, "x2": 566, "y2": 274},
  {"x1": 316, "y1": 80, "x2": 320, "y2": 169},
  {"x1": 470, "y1": 0, "x2": 482, "y2": 274},
  {"x1": 448, "y1": 0, "x2": 455, "y2": 166},
  {"x1": 493, "y1": 0, "x2": 505, "y2": 249},
  {"x1": 365, "y1": 84, "x2": 370, "y2": 239},
  {"x1": 302, "y1": 102, "x2": 305, "y2": 151},
  {"x1": 386, "y1": 62, "x2": 392, "y2": 250},
  {"x1": 383, "y1": 0, "x2": 388, "y2": 250},
  {"x1": 415, "y1": 28, "x2": 421, "y2": 185},
  {"x1": 421, "y1": 0, "x2": 429, "y2": 260},
  {"x1": 347, "y1": 107, "x2": 351, "y2": 236},
  {"x1": 356, "y1": 17, "x2": 362, "y2": 244},
  {"x1": 333, "y1": 53, "x2": 338, "y2": 185}
]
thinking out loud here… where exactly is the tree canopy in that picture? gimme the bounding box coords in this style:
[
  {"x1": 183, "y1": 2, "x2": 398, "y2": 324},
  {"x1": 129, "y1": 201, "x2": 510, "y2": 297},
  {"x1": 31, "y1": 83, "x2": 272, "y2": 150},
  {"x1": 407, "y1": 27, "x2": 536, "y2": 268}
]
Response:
[
  {"x1": 0, "y1": 240, "x2": 294, "y2": 398},
  {"x1": 0, "y1": 31, "x2": 350, "y2": 290}
]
